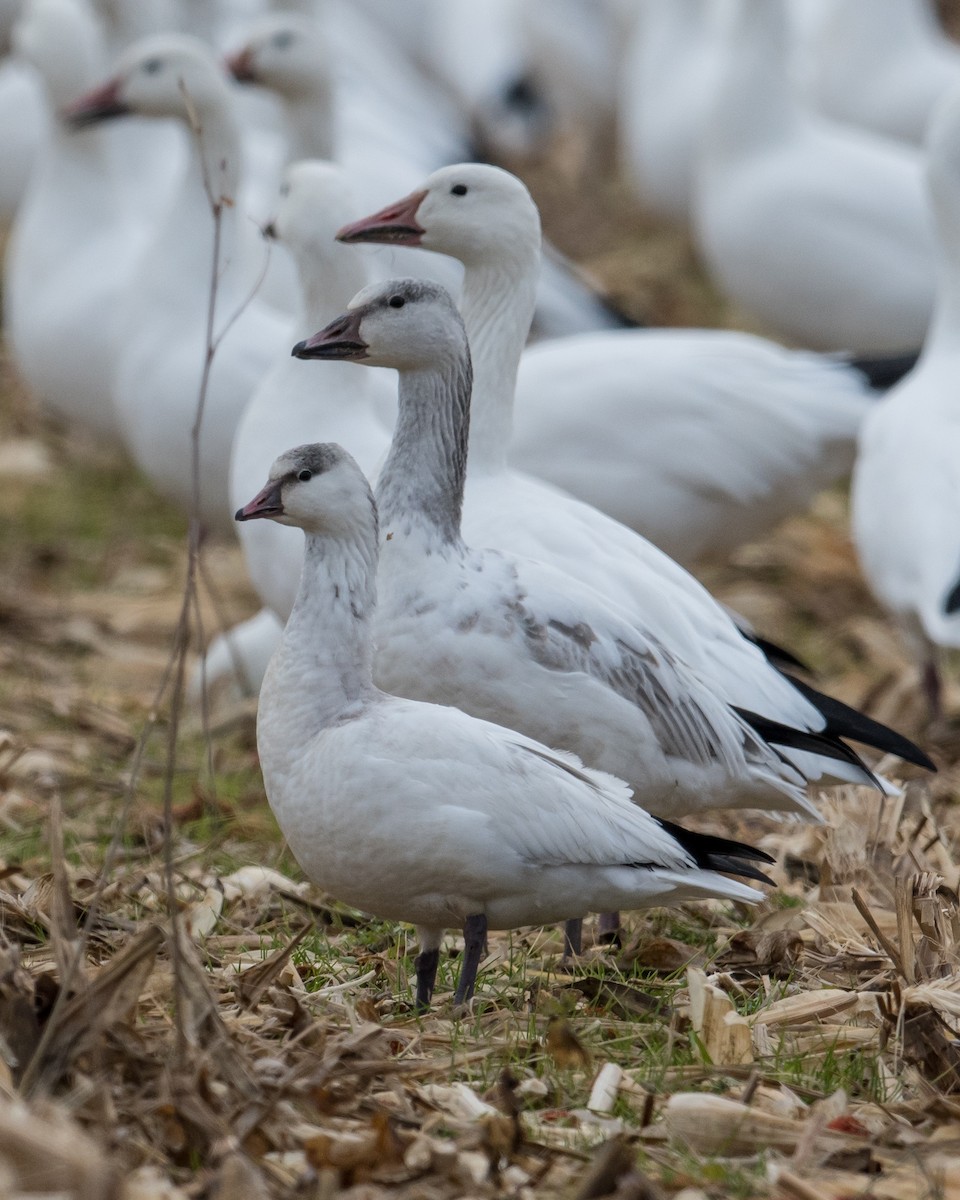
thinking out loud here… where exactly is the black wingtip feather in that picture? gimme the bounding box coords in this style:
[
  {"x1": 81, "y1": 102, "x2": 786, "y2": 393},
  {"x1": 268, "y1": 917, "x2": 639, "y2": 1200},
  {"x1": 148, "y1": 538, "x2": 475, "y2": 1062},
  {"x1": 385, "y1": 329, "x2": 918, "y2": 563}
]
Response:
[
  {"x1": 733, "y1": 706, "x2": 883, "y2": 788},
  {"x1": 847, "y1": 350, "x2": 920, "y2": 391},
  {"x1": 944, "y1": 575, "x2": 960, "y2": 616},
  {"x1": 783, "y1": 677, "x2": 936, "y2": 772},
  {"x1": 745, "y1": 632, "x2": 809, "y2": 672},
  {"x1": 656, "y1": 819, "x2": 775, "y2": 886}
]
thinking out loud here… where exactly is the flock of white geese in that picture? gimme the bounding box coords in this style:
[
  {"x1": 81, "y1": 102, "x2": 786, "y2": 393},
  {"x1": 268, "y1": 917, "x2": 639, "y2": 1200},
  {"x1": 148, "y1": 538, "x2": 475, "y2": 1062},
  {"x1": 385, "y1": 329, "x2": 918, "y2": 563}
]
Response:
[{"x1": 5, "y1": 0, "x2": 960, "y2": 1008}]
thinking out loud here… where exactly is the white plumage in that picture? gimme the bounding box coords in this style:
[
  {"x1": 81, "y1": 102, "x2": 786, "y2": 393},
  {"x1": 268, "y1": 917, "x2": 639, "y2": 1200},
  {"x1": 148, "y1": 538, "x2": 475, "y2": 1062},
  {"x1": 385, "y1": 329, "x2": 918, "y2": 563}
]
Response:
[
  {"x1": 852, "y1": 84, "x2": 960, "y2": 713},
  {"x1": 238, "y1": 441, "x2": 769, "y2": 1007},
  {"x1": 695, "y1": 0, "x2": 936, "y2": 354}
]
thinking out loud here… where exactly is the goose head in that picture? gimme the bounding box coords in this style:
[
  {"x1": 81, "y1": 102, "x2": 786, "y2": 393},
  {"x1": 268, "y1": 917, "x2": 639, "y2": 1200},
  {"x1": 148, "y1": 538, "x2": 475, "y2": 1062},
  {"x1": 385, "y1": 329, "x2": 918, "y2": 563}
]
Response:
[
  {"x1": 336, "y1": 163, "x2": 542, "y2": 266},
  {"x1": 14, "y1": 0, "x2": 106, "y2": 111},
  {"x1": 225, "y1": 14, "x2": 328, "y2": 98},
  {"x1": 236, "y1": 443, "x2": 376, "y2": 538},
  {"x1": 291, "y1": 278, "x2": 469, "y2": 372},
  {"x1": 263, "y1": 159, "x2": 358, "y2": 257},
  {"x1": 65, "y1": 33, "x2": 232, "y2": 128}
]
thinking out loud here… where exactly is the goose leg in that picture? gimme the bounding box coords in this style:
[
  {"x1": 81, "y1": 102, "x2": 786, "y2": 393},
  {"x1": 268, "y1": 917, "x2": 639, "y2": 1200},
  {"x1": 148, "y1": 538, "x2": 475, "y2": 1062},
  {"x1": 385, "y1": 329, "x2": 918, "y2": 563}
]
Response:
[
  {"x1": 563, "y1": 918, "x2": 583, "y2": 959},
  {"x1": 414, "y1": 927, "x2": 441, "y2": 1011},
  {"x1": 453, "y1": 913, "x2": 488, "y2": 1007},
  {"x1": 597, "y1": 910, "x2": 622, "y2": 945},
  {"x1": 922, "y1": 655, "x2": 943, "y2": 723}
]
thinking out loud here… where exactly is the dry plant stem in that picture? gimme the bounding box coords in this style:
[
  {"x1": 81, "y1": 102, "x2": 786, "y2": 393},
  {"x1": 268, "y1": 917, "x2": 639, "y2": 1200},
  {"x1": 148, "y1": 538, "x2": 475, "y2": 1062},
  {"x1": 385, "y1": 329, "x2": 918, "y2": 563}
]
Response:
[{"x1": 159, "y1": 88, "x2": 273, "y2": 1067}]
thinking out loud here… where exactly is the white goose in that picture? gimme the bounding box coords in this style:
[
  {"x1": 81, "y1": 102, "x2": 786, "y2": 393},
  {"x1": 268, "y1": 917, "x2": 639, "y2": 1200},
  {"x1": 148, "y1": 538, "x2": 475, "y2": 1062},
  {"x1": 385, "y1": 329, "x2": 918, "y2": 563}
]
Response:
[
  {"x1": 806, "y1": 0, "x2": 960, "y2": 146},
  {"x1": 66, "y1": 34, "x2": 290, "y2": 533},
  {"x1": 695, "y1": 0, "x2": 936, "y2": 354},
  {"x1": 852, "y1": 85, "x2": 960, "y2": 718},
  {"x1": 617, "y1": 0, "x2": 727, "y2": 224},
  {"x1": 237, "y1": 441, "x2": 772, "y2": 1008},
  {"x1": 5, "y1": 0, "x2": 136, "y2": 442},
  {"x1": 225, "y1": 12, "x2": 634, "y2": 340},
  {"x1": 0, "y1": 0, "x2": 45, "y2": 222},
  {"x1": 335, "y1": 163, "x2": 911, "y2": 570}
]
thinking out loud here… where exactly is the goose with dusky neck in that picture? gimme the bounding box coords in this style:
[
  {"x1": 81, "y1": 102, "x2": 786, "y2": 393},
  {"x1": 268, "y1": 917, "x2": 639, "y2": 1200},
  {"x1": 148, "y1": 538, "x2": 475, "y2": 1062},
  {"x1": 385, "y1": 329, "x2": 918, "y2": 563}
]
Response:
[
  {"x1": 336, "y1": 168, "x2": 932, "y2": 788},
  {"x1": 293, "y1": 276, "x2": 922, "y2": 824},
  {"x1": 236, "y1": 440, "x2": 773, "y2": 1009}
]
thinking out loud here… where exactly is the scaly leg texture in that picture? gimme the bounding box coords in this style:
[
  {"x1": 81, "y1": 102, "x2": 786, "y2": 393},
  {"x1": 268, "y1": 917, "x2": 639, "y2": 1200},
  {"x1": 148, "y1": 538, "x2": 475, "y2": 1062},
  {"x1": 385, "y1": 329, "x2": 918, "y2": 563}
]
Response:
[{"x1": 454, "y1": 913, "x2": 488, "y2": 1007}]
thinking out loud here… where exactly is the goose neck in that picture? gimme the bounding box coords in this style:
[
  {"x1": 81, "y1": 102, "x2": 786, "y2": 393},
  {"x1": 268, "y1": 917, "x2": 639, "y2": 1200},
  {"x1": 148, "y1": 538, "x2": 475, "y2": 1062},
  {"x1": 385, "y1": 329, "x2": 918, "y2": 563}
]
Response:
[
  {"x1": 707, "y1": 0, "x2": 799, "y2": 160},
  {"x1": 459, "y1": 252, "x2": 538, "y2": 472},
  {"x1": 297, "y1": 240, "x2": 369, "y2": 328},
  {"x1": 263, "y1": 526, "x2": 379, "y2": 745},
  {"x1": 283, "y1": 85, "x2": 337, "y2": 161},
  {"x1": 152, "y1": 97, "x2": 243, "y2": 298},
  {"x1": 376, "y1": 358, "x2": 471, "y2": 551},
  {"x1": 920, "y1": 154, "x2": 960, "y2": 359}
]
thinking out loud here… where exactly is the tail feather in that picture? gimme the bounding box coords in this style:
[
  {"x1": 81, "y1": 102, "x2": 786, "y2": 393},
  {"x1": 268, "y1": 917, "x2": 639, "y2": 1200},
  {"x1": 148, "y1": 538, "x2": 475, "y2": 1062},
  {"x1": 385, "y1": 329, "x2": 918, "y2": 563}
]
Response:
[{"x1": 655, "y1": 819, "x2": 775, "y2": 886}]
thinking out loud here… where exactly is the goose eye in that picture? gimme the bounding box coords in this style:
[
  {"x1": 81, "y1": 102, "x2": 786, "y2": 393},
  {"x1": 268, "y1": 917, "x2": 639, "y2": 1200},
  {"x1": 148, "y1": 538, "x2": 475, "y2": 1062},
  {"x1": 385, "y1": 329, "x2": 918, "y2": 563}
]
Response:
[
  {"x1": 388, "y1": 295, "x2": 405, "y2": 309},
  {"x1": 143, "y1": 57, "x2": 163, "y2": 74},
  {"x1": 279, "y1": 182, "x2": 290, "y2": 198},
  {"x1": 297, "y1": 469, "x2": 312, "y2": 482},
  {"x1": 450, "y1": 184, "x2": 468, "y2": 196},
  {"x1": 273, "y1": 30, "x2": 294, "y2": 49}
]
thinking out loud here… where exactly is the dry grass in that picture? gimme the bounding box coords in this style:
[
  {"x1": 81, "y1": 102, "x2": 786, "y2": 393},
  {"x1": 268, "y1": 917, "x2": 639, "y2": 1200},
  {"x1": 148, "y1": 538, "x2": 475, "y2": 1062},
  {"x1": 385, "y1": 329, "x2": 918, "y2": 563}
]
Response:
[{"x1": 4, "y1": 102, "x2": 960, "y2": 1200}]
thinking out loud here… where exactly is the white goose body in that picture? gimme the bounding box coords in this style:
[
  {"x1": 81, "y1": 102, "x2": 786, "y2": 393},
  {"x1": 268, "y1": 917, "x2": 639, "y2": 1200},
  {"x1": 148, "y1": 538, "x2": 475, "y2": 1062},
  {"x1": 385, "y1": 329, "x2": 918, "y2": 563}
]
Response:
[
  {"x1": 241, "y1": 443, "x2": 769, "y2": 1006},
  {"x1": 510, "y1": 327, "x2": 875, "y2": 565},
  {"x1": 852, "y1": 86, "x2": 960, "y2": 686},
  {"x1": 695, "y1": 0, "x2": 936, "y2": 354},
  {"x1": 68, "y1": 34, "x2": 290, "y2": 533},
  {"x1": 807, "y1": 0, "x2": 960, "y2": 145}
]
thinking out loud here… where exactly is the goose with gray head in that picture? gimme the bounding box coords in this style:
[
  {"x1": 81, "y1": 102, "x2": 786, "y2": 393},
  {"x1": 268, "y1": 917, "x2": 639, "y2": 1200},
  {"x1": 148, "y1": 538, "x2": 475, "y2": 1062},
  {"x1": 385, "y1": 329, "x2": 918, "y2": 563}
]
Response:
[
  {"x1": 65, "y1": 33, "x2": 290, "y2": 532},
  {"x1": 236, "y1": 440, "x2": 772, "y2": 1008},
  {"x1": 336, "y1": 168, "x2": 934, "y2": 788},
  {"x1": 294, "y1": 278, "x2": 933, "y2": 949}
]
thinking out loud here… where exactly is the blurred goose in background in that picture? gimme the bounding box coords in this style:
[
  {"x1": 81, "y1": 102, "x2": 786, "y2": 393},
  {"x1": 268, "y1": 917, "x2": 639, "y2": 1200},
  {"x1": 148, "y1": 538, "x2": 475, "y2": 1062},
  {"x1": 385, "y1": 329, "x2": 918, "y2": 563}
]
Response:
[
  {"x1": 806, "y1": 0, "x2": 960, "y2": 145},
  {"x1": 338, "y1": 163, "x2": 912, "y2": 569},
  {"x1": 695, "y1": 0, "x2": 936, "y2": 354},
  {"x1": 618, "y1": 0, "x2": 727, "y2": 225},
  {"x1": 237, "y1": 441, "x2": 772, "y2": 1008},
  {"x1": 5, "y1": 0, "x2": 138, "y2": 442},
  {"x1": 226, "y1": 11, "x2": 636, "y2": 340},
  {"x1": 66, "y1": 34, "x2": 289, "y2": 534},
  {"x1": 852, "y1": 86, "x2": 960, "y2": 719},
  {"x1": 0, "y1": 0, "x2": 45, "y2": 221}
]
